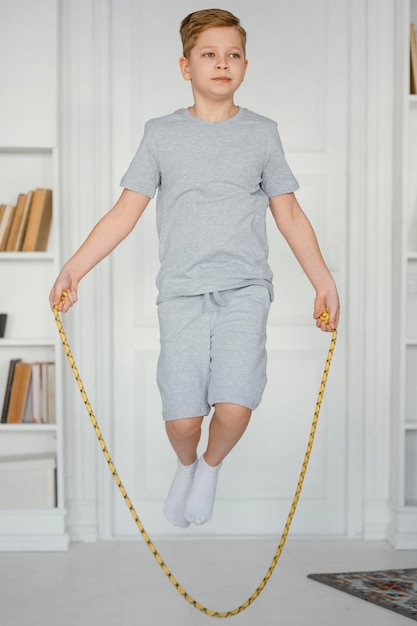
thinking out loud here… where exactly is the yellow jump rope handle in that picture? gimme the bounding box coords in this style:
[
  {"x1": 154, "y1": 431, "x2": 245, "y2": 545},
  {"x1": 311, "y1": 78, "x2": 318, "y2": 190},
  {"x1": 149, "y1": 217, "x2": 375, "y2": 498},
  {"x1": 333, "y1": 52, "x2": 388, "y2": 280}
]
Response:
[
  {"x1": 54, "y1": 298, "x2": 336, "y2": 619},
  {"x1": 320, "y1": 311, "x2": 330, "y2": 324}
]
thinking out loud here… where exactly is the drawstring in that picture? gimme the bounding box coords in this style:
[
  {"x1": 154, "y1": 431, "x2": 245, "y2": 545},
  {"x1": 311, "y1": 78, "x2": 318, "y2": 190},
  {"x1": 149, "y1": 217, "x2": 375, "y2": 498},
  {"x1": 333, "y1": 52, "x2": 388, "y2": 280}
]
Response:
[
  {"x1": 212, "y1": 291, "x2": 225, "y2": 307},
  {"x1": 203, "y1": 291, "x2": 226, "y2": 312}
]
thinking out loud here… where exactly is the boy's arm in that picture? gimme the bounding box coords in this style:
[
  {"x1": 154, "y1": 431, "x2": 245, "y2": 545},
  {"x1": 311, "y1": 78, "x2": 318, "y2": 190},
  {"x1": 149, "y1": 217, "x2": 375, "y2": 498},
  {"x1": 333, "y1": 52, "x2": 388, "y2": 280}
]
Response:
[
  {"x1": 269, "y1": 192, "x2": 340, "y2": 331},
  {"x1": 49, "y1": 189, "x2": 151, "y2": 312}
]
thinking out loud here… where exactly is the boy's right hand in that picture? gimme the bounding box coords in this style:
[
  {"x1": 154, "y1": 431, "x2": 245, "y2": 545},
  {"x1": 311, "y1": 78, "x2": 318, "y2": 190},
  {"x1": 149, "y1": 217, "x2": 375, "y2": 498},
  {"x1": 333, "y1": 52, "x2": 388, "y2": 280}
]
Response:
[{"x1": 49, "y1": 271, "x2": 79, "y2": 313}]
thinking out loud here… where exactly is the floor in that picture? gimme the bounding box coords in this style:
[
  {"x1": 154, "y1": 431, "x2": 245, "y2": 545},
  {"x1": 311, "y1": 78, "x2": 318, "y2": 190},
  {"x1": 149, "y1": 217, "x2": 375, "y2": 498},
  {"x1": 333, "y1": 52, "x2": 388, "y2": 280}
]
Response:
[{"x1": 1, "y1": 538, "x2": 416, "y2": 626}]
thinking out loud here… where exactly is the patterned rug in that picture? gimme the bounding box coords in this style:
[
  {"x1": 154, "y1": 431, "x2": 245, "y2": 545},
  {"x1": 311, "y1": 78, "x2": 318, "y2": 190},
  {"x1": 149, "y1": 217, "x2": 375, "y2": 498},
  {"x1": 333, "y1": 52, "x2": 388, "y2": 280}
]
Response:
[{"x1": 308, "y1": 568, "x2": 417, "y2": 621}]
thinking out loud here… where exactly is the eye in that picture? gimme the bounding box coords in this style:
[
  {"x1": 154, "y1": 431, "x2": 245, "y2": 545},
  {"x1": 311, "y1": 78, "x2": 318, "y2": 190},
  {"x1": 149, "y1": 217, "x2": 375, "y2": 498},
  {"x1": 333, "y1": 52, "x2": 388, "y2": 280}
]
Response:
[
  {"x1": 203, "y1": 52, "x2": 215, "y2": 58},
  {"x1": 230, "y1": 53, "x2": 240, "y2": 59}
]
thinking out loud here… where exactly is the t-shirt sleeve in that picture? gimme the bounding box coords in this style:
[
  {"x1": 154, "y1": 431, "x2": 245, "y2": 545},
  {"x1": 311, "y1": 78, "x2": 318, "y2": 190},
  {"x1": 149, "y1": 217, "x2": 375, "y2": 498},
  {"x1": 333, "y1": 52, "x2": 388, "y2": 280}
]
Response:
[
  {"x1": 260, "y1": 123, "x2": 299, "y2": 198},
  {"x1": 120, "y1": 122, "x2": 161, "y2": 198}
]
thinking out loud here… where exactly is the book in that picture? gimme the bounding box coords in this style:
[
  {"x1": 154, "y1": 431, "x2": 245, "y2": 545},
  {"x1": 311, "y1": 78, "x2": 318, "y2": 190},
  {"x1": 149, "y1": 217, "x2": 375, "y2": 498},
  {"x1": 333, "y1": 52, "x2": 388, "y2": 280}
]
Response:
[
  {"x1": 1, "y1": 359, "x2": 22, "y2": 423},
  {"x1": 14, "y1": 191, "x2": 33, "y2": 251},
  {"x1": 5, "y1": 193, "x2": 27, "y2": 251},
  {"x1": 0, "y1": 313, "x2": 7, "y2": 338},
  {"x1": 6, "y1": 362, "x2": 32, "y2": 423},
  {"x1": 44, "y1": 362, "x2": 55, "y2": 424},
  {"x1": 22, "y1": 377, "x2": 34, "y2": 424},
  {"x1": 22, "y1": 188, "x2": 52, "y2": 252},
  {"x1": 31, "y1": 362, "x2": 42, "y2": 423},
  {"x1": 0, "y1": 205, "x2": 16, "y2": 251},
  {"x1": 22, "y1": 361, "x2": 55, "y2": 423},
  {"x1": 0, "y1": 205, "x2": 6, "y2": 248},
  {"x1": 411, "y1": 24, "x2": 417, "y2": 95}
]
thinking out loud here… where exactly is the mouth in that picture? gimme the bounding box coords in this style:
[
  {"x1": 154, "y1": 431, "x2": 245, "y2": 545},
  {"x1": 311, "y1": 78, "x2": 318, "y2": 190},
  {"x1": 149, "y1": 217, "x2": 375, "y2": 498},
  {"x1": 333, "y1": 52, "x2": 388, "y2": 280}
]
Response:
[{"x1": 212, "y1": 77, "x2": 232, "y2": 82}]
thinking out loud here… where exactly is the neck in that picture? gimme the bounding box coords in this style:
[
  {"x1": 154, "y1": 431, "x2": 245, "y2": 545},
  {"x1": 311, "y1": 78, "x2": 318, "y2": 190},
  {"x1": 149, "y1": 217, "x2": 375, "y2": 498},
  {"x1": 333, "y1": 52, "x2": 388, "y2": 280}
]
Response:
[{"x1": 188, "y1": 101, "x2": 239, "y2": 122}]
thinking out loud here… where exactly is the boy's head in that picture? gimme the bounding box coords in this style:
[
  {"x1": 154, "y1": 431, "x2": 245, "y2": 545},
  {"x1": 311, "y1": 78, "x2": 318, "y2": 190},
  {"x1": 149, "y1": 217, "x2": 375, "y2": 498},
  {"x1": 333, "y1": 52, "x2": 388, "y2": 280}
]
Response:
[{"x1": 180, "y1": 8, "x2": 247, "y2": 59}]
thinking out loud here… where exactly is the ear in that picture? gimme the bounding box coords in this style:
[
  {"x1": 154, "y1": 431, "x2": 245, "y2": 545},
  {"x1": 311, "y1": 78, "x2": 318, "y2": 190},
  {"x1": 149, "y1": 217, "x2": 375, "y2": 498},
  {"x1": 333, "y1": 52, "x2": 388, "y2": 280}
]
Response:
[
  {"x1": 242, "y1": 58, "x2": 249, "y2": 80},
  {"x1": 179, "y1": 56, "x2": 191, "y2": 81}
]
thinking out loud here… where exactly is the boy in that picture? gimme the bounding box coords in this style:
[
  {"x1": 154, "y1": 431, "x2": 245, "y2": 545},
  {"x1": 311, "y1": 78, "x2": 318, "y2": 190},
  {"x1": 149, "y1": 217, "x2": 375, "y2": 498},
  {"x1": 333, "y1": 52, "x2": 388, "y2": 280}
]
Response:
[{"x1": 50, "y1": 8, "x2": 339, "y2": 529}]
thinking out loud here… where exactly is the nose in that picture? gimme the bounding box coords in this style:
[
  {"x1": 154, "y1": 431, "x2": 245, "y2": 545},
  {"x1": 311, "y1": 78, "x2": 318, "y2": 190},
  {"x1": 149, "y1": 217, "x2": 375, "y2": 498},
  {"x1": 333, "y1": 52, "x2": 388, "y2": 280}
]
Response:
[{"x1": 216, "y1": 57, "x2": 229, "y2": 70}]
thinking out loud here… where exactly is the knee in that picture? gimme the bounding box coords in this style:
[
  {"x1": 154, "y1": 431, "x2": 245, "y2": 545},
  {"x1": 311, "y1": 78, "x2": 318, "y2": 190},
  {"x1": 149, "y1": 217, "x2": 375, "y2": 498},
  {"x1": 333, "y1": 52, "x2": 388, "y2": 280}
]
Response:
[
  {"x1": 166, "y1": 416, "x2": 203, "y2": 439},
  {"x1": 213, "y1": 403, "x2": 252, "y2": 424}
]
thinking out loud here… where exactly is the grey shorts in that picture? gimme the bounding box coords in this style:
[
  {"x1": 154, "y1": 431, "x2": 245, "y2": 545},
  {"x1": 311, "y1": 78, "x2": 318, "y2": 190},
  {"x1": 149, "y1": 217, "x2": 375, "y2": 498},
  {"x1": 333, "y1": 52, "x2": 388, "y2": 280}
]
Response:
[{"x1": 156, "y1": 285, "x2": 271, "y2": 421}]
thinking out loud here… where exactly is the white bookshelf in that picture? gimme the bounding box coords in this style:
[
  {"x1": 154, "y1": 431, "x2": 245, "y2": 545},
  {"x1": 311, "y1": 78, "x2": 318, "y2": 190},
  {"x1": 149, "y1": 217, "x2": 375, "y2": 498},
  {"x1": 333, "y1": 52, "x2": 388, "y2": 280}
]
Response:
[
  {"x1": 0, "y1": 0, "x2": 68, "y2": 551},
  {"x1": 0, "y1": 147, "x2": 68, "y2": 551},
  {"x1": 390, "y1": 0, "x2": 417, "y2": 548}
]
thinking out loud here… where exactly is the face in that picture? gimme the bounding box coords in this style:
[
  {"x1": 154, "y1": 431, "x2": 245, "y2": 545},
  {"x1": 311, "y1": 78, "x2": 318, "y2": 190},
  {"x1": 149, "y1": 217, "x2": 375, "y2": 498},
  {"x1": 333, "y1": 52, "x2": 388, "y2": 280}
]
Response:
[{"x1": 180, "y1": 27, "x2": 248, "y2": 102}]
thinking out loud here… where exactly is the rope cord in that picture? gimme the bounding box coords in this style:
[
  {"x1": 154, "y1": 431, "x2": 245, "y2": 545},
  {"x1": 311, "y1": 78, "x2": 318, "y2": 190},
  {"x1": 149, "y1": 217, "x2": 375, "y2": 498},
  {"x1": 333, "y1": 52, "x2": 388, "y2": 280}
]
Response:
[{"x1": 53, "y1": 304, "x2": 337, "y2": 618}]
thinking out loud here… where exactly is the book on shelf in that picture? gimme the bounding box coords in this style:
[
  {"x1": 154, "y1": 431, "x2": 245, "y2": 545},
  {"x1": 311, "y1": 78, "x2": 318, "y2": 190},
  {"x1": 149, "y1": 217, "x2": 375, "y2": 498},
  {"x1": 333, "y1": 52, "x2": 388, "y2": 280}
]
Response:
[
  {"x1": 5, "y1": 362, "x2": 32, "y2": 424},
  {"x1": 44, "y1": 362, "x2": 55, "y2": 424},
  {"x1": 0, "y1": 205, "x2": 7, "y2": 248},
  {"x1": 6, "y1": 193, "x2": 29, "y2": 251},
  {"x1": 0, "y1": 205, "x2": 16, "y2": 251},
  {"x1": 29, "y1": 362, "x2": 56, "y2": 424},
  {"x1": 0, "y1": 313, "x2": 7, "y2": 338},
  {"x1": 411, "y1": 24, "x2": 417, "y2": 95},
  {"x1": 1, "y1": 359, "x2": 56, "y2": 424},
  {"x1": 22, "y1": 188, "x2": 52, "y2": 252},
  {"x1": 0, "y1": 187, "x2": 52, "y2": 252},
  {"x1": 1, "y1": 359, "x2": 21, "y2": 423},
  {"x1": 13, "y1": 192, "x2": 33, "y2": 251}
]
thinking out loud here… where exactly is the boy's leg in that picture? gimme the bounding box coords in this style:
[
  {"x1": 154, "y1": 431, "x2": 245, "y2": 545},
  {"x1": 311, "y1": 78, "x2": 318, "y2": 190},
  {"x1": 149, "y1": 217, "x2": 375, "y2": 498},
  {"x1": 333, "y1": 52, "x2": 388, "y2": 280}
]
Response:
[
  {"x1": 165, "y1": 416, "x2": 203, "y2": 465},
  {"x1": 164, "y1": 405, "x2": 250, "y2": 527},
  {"x1": 184, "y1": 403, "x2": 251, "y2": 525},
  {"x1": 163, "y1": 416, "x2": 203, "y2": 528},
  {"x1": 183, "y1": 286, "x2": 270, "y2": 525},
  {"x1": 157, "y1": 295, "x2": 211, "y2": 527},
  {"x1": 205, "y1": 402, "x2": 251, "y2": 466}
]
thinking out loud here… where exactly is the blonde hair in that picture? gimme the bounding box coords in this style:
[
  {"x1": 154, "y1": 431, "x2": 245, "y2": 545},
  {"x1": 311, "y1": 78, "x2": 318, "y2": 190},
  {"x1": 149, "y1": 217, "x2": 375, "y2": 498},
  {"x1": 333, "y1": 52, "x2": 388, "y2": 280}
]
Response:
[{"x1": 180, "y1": 8, "x2": 247, "y2": 59}]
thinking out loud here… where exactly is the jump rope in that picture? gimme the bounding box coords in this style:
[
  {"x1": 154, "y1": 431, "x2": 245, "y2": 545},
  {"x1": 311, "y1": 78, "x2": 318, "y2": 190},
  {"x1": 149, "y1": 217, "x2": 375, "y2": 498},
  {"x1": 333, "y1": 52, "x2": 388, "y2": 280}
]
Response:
[{"x1": 53, "y1": 298, "x2": 337, "y2": 618}]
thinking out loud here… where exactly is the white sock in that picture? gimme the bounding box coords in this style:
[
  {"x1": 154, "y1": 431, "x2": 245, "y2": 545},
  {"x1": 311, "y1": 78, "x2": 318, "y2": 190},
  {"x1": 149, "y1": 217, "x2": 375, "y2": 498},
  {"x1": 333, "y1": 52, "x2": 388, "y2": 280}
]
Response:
[
  {"x1": 163, "y1": 458, "x2": 198, "y2": 528},
  {"x1": 184, "y1": 456, "x2": 222, "y2": 525}
]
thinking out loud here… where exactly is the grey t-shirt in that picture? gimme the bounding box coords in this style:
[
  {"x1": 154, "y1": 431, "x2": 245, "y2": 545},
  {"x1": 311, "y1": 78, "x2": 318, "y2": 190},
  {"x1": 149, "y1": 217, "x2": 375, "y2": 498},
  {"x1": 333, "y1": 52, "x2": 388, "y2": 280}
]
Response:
[{"x1": 121, "y1": 107, "x2": 299, "y2": 303}]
